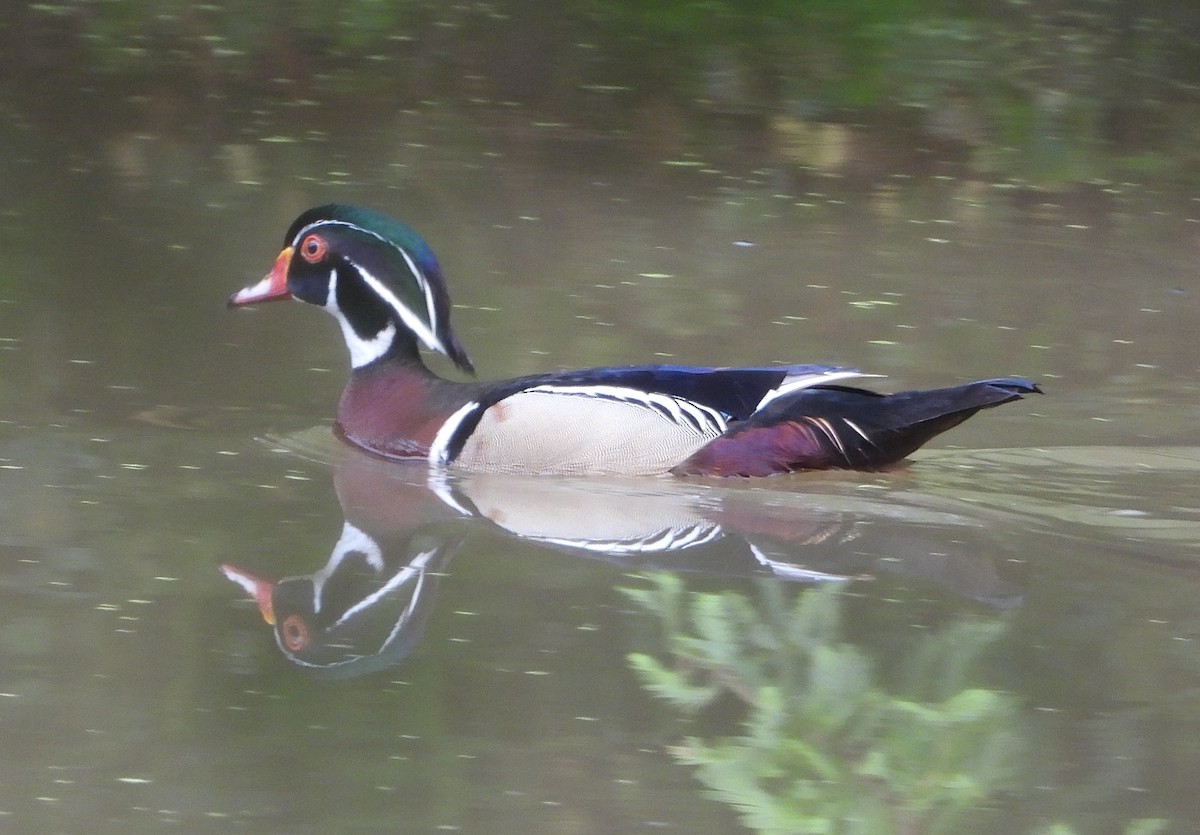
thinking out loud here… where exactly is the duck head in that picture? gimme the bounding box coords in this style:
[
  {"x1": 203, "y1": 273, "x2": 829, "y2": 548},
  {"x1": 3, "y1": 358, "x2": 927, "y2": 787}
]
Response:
[{"x1": 230, "y1": 204, "x2": 474, "y2": 373}]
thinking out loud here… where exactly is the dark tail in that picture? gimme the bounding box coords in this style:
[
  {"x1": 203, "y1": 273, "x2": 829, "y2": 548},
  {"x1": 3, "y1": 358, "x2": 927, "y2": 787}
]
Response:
[{"x1": 674, "y1": 377, "x2": 1041, "y2": 477}]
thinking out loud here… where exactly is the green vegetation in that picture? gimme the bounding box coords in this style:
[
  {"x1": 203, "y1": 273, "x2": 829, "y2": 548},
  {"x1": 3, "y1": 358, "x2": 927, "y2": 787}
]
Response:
[
  {"x1": 623, "y1": 576, "x2": 1175, "y2": 834},
  {"x1": 622, "y1": 576, "x2": 1024, "y2": 833}
]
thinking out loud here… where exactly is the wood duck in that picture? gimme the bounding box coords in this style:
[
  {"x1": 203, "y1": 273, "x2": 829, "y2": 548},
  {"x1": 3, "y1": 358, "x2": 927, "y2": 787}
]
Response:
[{"x1": 229, "y1": 204, "x2": 1040, "y2": 476}]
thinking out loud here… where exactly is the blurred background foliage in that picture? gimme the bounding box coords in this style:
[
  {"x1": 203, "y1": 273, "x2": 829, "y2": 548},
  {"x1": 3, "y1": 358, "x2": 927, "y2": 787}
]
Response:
[{"x1": 4, "y1": 0, "x2": 1200, "y2": 187}]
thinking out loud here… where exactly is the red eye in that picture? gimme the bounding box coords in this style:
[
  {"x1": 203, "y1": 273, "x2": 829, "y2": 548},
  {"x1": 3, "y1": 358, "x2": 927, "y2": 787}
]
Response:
[
  {"x1": 280, "y1": 614, "x2": 310, "y2": 652},
  {"x1": 299, "y1": 234, "x2": 327, "y2": 263}
]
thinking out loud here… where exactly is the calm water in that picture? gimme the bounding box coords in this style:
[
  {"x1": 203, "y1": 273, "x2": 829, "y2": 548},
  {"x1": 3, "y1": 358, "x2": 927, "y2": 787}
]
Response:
[{"x1": 1, "y1": 104, "x2": 1198, "y2": 834}]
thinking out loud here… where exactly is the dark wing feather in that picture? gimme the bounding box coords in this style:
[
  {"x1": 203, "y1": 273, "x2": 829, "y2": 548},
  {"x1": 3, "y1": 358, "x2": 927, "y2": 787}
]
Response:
[{"x1": 675, "y1": 377, "x2": 1041, "y2": 476}]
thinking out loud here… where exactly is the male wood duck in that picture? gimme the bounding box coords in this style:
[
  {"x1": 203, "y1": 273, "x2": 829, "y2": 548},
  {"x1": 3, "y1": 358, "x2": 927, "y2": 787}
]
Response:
[{"x1": 229, "y1": 204, "x2": 1040, "y2": 476}]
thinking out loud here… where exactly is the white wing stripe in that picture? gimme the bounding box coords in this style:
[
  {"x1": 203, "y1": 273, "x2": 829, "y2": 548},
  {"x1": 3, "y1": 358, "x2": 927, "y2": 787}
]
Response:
[
  {"x1": 841, "y1": 417, "x2": 871, "y2": 441},
  {"x1": 753, "y1": 369, "x2": 873, "y2": 412}
]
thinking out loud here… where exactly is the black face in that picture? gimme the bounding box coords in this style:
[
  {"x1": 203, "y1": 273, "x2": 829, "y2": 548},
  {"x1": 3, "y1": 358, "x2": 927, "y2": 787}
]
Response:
[
  {"x1": 285, "y1": 226, "x2": 394, "y2": 345},
  {"x1": 285, "y1": 226, "x2": 336, "y2": 306},
  {"x1": 268, "y1": 204, "x2": 475, "y2": 374}
]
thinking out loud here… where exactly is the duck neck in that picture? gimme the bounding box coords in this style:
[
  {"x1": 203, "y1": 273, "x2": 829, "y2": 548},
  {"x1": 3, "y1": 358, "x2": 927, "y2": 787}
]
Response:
[{"x1": 336, "y1": 344, "x2": 463, "y2": 460}]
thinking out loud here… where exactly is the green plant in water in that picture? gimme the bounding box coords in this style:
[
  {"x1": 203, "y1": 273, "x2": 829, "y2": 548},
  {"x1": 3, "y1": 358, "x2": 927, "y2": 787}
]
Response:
[{"x1": 623, "y1": 576, "x2": 1024, "y2": 834}]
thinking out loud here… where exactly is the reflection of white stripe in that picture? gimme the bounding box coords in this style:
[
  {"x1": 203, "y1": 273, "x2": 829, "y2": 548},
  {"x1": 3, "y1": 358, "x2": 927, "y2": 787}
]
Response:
[
  {"x1": 426, "y1": 469, "x2": 474, "y2": 515},
  {"x1": 332, "y1": 546, "x2": 439, "y2": 629},
  {"x1": 523, "y1": 384, "x2": 727, "y2": 435},
  {"x1": 282, "y1": 547, "x2": 440, "y2": 668},
  {"x1": 754, "y1": 369, "x2": 869, "y2": 412},
  {"x1": 749, "y1": 544, "x2": 857, "y2": 582},
  {"x1": 311, "y1": 522, "x2": 384, "y2": 613},
  {"x1": 529, "y1": 522, "x2": 723, "y2": 554},
  {"x1": 429, "y1": 401, "x2": 481, "y2": 465},
  {"x1": 219, "y1": 565, "x2": 260, "y2": 597}
]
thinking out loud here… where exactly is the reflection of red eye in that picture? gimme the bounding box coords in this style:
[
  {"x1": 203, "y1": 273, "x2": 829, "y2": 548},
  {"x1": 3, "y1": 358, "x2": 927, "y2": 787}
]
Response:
[
  {"x1": 299, "y1": 234, "x2": 327, "y2": 263},
  {"x1": 280, "y1": 615, "x2": 310, "y2": 652}
]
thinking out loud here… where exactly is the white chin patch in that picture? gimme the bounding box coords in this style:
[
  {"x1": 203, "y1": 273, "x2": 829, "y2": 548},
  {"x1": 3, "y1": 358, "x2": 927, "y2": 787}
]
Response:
[
  {"x1": 338, "y1": 318, "x2": 397, "y2": 368},
  {"x1": 323, "y1": 268, "x2": 396, "y2": 368}
]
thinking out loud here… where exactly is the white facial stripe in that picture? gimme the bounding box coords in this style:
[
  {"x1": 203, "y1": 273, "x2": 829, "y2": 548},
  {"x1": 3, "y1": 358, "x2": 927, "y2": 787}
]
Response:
[
  {"x1": 428, "y1": 401, "x2": 481, "y2": 465},
  {"x1": 345, "y1": 255, "x2": 448, "y2": 357},
  {"x1": 392, "y1": 245, "x2": 441, "y2": 344},
  {"x1": 294, "y1": 219, "x2": 449, "y2": 357}
]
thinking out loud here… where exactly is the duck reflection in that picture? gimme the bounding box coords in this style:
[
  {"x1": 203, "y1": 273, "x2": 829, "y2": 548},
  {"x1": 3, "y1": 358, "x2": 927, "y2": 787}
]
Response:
[
  {"x1": 221, "y1": 525, "x2": 462, "y2": 677},
  {"x1": 222, "y1": 447, "x2": 1022, "y2": 676}
]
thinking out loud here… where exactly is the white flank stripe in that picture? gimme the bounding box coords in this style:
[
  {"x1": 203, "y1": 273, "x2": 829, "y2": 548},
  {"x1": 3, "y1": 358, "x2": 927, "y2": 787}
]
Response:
[
  {"x1": 429, "y1": 401, "x2": 481, "y2": 465},
  {"x1": 810, "y1": 417, "x2": 845, "y2": 455}
]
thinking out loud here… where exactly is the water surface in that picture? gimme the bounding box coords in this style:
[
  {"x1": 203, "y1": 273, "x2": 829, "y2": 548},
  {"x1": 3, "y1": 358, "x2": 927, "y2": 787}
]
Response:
[{"x1": 0, "y1": 105, "x2": 1197, "y2": 834}]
